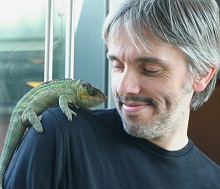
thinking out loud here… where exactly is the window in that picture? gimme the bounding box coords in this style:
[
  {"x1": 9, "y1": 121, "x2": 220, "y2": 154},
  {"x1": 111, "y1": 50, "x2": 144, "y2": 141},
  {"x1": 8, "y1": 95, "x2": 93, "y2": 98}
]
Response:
[{"x1": 0, "y1": 0, "x2": 108, "y2": 153}]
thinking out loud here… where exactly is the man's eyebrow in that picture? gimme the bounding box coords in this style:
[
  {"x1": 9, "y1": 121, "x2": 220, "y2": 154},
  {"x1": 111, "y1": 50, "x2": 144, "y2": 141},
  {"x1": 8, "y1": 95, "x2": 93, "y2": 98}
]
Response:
[
  {"x1": 134, "y1": 57, "x2": 165, "y2": 65},
  {"x1": 107, "y1": 54, "x2": 166, "y2": 65},
  {"x1": 106, "y1": 54, "x2": 118, "y2": 60}
]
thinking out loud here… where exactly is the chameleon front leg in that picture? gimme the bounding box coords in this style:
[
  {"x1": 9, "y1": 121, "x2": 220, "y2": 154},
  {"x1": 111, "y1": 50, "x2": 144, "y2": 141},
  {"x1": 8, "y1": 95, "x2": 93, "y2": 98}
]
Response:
[
  {"x1": 21, "y1": 107, "x2": 43, "y2": 133},
  {"x1": 59, "y1": 95, "x2": 77, "y2": 121}
]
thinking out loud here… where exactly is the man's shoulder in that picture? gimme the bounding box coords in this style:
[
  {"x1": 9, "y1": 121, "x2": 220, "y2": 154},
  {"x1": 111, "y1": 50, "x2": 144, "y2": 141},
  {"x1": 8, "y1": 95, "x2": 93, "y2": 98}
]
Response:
[
  {"x1": 90, "y1": 108, "x2": 120, "y2": 121},
  {"x1": 42, "y1": 106, "x2": 121, "y2": 131},
  {"x1": 44, "y1": 106, "x2": 119, "y2": 121},
  {"x1": 190, "y1": 142, "x2": 220, "y2": 179}
]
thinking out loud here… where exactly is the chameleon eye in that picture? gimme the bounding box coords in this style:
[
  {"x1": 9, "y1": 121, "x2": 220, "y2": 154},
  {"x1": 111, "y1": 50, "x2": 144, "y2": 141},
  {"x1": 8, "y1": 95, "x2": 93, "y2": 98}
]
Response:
[{"x1": 88, "y1": 88, "x2": 96, "y2": 96}]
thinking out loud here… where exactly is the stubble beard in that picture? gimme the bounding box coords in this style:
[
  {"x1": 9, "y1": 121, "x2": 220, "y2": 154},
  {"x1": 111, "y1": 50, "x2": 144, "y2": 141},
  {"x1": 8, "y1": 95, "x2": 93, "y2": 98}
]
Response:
[
  {"x1": 114, "y1": 75, "x2": 193, "y2": 140},
  {"x1": 115, "y1": 98, "x2": 174, "y2": 140},
  {"x1": 114, "y1": 87, "x2": 191, "y2": 140}
]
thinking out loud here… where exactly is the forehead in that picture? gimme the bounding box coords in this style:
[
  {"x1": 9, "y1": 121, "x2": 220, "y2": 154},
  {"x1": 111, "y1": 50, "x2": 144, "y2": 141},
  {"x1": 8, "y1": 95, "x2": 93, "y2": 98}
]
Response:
[{"x1": 107, "y1": 30, "x2": 188, "y2": 64}]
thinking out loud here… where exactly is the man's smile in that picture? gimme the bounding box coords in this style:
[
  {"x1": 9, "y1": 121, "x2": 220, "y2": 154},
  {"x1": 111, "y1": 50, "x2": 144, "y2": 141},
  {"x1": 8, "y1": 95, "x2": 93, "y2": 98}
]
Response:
[{"x1": 121, "y1": 101, "x2": 153, "y2": 113}]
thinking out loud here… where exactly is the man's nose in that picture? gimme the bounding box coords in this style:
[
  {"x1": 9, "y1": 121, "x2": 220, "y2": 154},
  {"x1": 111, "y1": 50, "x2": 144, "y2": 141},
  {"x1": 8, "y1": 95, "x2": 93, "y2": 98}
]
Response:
[{"x1": 117, "y1": 70, "x2": 141, "y2": 96}]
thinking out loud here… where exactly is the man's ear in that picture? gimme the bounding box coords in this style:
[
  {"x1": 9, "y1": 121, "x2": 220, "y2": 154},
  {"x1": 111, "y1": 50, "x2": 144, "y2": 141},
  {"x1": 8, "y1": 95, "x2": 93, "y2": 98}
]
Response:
[{"x1": 193, "y1": 67, "x2": 217, "y2": 92}]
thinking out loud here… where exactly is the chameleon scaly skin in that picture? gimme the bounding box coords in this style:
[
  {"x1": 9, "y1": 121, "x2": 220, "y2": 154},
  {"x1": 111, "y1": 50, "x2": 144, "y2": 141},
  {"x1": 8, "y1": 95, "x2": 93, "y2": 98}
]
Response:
[{"x1": 0, "y1": 78, "x2": 107, "y2": 189}]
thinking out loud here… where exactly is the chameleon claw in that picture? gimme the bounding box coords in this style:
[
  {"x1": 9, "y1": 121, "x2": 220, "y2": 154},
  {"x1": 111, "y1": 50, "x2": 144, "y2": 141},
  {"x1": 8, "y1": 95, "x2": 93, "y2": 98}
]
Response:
[
  {"x1": 64, "y1": 110, "x2": 76, "y2": 122},
  {"x1": 36, "y1": 128, "x2": 43, "y2": 133},
  {"x1": 72, "y1": 111, "x2": 77, "y2": 117},
  {"x1": 33, "y1": 124, "x2": 43, "y2": 133}
]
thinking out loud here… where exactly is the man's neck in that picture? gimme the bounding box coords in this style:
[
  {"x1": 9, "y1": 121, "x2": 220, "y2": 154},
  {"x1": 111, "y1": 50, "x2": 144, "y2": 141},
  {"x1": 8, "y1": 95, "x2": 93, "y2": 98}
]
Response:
[{"x1": 149, "y1": 125, "x2": 189, "y2": 151}]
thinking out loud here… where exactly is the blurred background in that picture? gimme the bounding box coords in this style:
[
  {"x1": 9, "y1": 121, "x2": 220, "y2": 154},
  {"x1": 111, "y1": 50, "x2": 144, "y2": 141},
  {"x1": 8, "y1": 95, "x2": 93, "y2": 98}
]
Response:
[{"x1": 0, "y1": 0, "x2": 219, "y2": 165}]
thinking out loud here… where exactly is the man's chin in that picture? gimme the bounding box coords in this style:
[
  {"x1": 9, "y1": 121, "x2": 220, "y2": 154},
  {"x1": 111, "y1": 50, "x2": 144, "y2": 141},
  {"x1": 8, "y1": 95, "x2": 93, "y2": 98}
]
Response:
[
  {"x1": 117, "y1": 109, "x2": 169, "y2": 140},
  {"x1": 118, "y1": 107, "x2": 155, "y2": 125},
  {"x1": 122, "y1": 121, "x2": 154, "y2": 140}
]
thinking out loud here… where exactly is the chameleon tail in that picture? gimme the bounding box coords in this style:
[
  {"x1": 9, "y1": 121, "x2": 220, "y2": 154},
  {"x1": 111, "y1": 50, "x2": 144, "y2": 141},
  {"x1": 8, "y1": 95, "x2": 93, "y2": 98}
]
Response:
[{"x1": 0, "y1": 117, "x2": 26, "y2": 189}]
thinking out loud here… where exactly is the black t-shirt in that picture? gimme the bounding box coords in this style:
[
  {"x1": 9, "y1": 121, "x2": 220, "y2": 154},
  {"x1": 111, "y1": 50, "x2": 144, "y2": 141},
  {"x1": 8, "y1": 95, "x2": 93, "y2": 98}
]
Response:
[{"x1": 3, "y1": 107, "x2": 220, "y2": 189}]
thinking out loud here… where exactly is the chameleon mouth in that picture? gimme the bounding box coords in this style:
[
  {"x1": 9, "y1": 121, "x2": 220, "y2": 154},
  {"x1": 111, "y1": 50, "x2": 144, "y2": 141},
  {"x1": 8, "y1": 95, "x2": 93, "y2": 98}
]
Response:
[
  {"x1": 80, "y1": 94, "x2": 107, "y2": 101},
  {"x1": 102, "y1": 94, "x2": 108, "y2": 100}
]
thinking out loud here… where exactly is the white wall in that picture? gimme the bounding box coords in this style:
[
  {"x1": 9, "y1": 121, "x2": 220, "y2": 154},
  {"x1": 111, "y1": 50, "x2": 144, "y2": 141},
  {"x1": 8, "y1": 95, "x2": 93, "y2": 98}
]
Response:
[{"x1": 109, "y1": 0, "x2": 123, "y2": 11}]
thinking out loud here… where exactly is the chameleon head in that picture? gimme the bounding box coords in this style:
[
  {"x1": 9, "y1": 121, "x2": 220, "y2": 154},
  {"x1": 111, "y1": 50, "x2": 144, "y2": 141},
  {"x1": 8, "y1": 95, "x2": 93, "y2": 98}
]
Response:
[{"x1": 76, "y1": 80, "x2": 107, "y2": 108}]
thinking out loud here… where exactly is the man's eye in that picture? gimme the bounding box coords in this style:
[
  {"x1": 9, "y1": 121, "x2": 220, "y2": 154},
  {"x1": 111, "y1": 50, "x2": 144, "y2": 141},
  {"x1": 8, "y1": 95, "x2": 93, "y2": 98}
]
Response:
[
  {"x1": 112, "y1": 66, "x2": 124, "y2": 72},
  {"x1": 111, "y1": 61, "x2": 124, "y2": 72},
  {"x1": 143, "y1": 64, "x2": 162, "y2": 76},
  {"x1": 143, "y1": 69, "x2": 161, "y2": 76}
]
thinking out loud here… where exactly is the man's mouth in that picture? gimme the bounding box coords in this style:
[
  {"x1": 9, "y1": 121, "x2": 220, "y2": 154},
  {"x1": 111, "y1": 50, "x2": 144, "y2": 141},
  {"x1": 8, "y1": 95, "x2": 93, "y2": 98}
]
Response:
[
  {"x1": 122, "y1": 102, "x2": 150, "y2": 113},
  {"x1": 117, "y1": 96, "x2": 157, "y2": 113}
]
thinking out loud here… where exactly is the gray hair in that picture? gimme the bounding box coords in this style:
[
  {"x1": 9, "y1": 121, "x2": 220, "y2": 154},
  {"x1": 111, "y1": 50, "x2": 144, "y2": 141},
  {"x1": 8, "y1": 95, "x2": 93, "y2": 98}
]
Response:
[{"x1": 102, "y1": 0, "x2": 220, "y2": 110}]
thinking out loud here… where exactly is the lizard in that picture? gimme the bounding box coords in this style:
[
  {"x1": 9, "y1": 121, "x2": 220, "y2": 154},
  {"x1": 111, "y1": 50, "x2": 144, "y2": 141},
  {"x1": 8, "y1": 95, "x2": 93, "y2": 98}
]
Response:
[{"x1": 0, "y1": 78, "x2": 107, "y2": 189}]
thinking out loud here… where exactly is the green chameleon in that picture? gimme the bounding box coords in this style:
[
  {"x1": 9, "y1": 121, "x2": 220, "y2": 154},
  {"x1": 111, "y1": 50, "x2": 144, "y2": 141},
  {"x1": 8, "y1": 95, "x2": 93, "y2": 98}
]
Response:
[{"x1": 0, "y1": 78, "x2": 107, "y2": 189}]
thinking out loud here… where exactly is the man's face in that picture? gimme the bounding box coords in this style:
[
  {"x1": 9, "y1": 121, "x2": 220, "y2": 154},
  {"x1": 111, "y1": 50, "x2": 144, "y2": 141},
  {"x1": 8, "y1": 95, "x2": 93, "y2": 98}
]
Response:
[{"x1": 107, "y1": 31, "x2": 194, "y2": 141}]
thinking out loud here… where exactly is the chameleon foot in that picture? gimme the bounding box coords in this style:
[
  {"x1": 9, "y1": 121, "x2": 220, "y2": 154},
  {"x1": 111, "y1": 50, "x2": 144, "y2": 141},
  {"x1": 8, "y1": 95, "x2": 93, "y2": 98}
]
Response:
[{"x1": 64, "y1": 109, "x2": 77, "y2": 121}]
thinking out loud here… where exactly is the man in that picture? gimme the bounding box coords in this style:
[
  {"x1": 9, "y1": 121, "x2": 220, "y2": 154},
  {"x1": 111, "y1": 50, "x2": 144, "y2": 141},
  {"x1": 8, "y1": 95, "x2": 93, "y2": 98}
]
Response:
[{"x1": 4, "y1": 0, "x2": 220, "y2": 188}]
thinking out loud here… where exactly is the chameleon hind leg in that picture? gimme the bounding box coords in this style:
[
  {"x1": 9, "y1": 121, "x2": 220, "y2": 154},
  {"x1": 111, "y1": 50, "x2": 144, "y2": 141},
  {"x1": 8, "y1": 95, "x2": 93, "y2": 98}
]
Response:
[{"x1": 21, "y1": 107, "x2": 43, "y2": 133}]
